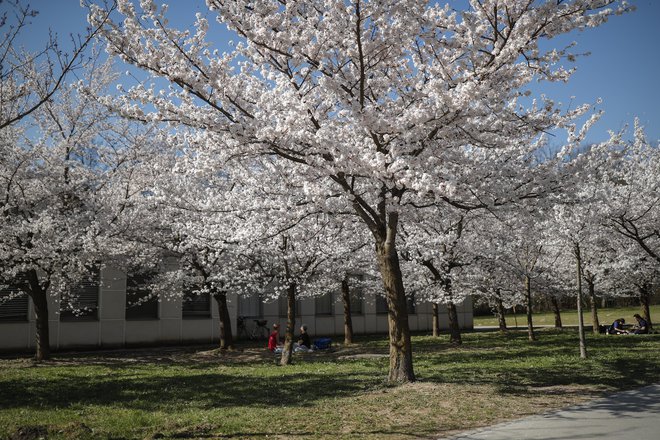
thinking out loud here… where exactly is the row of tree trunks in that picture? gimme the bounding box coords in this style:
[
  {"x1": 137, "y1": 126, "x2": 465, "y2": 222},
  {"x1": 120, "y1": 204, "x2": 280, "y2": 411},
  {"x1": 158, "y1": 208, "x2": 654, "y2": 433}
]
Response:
[
  {"x1": 375, "y1": 235, "x2": 415, "y2": 383},
  {"x1": 494, "y1": 291, "x2": 507, "y2": 332},
  {"x1": 574, "y1": 244, "x2": 588, "y2": 359},
  {"x1": 214, "y1": 291, "x2": 234, "y2": 350},
  {"x1": 638, "y1": 284, "x2": 653, "y2": 330},
  {"x1": 432, "y1": 303, "x2": 440, "y2": 337},
  {"x1": 587, "y1": 277, "x2": 600, "y2": 335},
  {"x1": 550, "y1": 296, "x2": 563, "y2": 329},
  {"x1": 26, "y1": 270, "x2": 50, "y2": 361},
  {"x1": 446, "y1": 301, "x2": 462, "y2": 345},
  {"x1": 280, "y1": 282, "x2": 297, "y2": 366},
  {"x1": 341, "y1": 277, "x2": 354, "y2": 345},
  {"x1": 524, "y1": 275, "x2": 536, "y2": 341}
]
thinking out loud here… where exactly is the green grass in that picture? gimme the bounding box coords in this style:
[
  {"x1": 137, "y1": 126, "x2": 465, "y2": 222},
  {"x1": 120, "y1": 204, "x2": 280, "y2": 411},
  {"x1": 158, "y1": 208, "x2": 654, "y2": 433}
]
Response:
[
  {"x1": 473, "y1": 305, "x2": 659, "y2": 328},
  {"x1": 1, "y1": 329, "x2": 659, "y2": 439}
]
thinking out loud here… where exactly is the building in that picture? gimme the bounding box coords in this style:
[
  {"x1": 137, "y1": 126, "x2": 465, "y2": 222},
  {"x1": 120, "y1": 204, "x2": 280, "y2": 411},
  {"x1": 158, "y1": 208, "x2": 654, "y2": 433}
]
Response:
[{"x1": 0, "y1": 266, "x2": 473, "y2": 353}]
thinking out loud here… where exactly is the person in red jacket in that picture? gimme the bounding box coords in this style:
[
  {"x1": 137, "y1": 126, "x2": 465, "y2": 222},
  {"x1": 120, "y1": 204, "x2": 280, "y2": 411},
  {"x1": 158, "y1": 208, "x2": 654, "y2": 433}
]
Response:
[{"x1": 268, "y1": 323, "x2": 282, "y2": 352}]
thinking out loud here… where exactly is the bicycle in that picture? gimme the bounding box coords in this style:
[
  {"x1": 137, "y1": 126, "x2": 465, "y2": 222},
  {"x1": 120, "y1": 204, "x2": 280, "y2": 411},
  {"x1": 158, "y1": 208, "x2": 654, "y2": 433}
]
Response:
[
  {"x1": 237, "y1": 316, "x2": 250, "y2": 340},
  {"x1": 250, "y1": 319, "x2": 269, "y2": 341},
  {"x1": 237, "y1": 316, "x2": 269, "y2": 341}
]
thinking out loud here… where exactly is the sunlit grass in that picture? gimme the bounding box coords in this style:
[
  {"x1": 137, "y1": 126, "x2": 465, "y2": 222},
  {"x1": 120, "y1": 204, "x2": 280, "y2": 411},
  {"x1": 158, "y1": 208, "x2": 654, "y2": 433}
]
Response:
[
  {"x1": 473, "y1": 305, "x2": 659, "y2": 328},
  {"x1": 1, "y1": 329, "x2": 659, "y2": 439}
]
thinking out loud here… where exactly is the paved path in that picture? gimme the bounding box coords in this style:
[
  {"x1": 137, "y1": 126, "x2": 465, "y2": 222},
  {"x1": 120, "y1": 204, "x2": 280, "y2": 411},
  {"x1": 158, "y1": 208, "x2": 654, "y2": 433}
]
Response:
[{"x1": 439, "y1": 384, "x2": 660, "y2": 440}]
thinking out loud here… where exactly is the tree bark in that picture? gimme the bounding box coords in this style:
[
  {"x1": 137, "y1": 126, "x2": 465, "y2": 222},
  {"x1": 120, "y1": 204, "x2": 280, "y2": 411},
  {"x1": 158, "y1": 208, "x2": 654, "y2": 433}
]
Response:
[
  {"x1": 341, "y1": 276, "x2": 353, "y2": 345},
  {"x1": 575, "y1": 244, "x2": 587, "y2": 359},
  {"x1": 587, "y1": 277, "x2": 599, "y2": 335},
  {"x1": 550, "y1": 296, "x2": 562, "y2": 329},
  {"x1": 375, "y1": 231, "x2": 415, "y2": 383},
  {"x1": 26, "y1": 270, "x2": 50, "y2": 361},
  {"x1": 214, "y1": 291, "x2": 234, "y2": 350},
  {"x1": 494, "y1": 290, "x2": 507, "y2": 331},
  {"x1": 639, "y1": 284, "x2": 653, "y2": 329},
  {"x1": 432, "y1": 302, "x2": 440, "y2": 337},
  {"x1": 447, "y1": 302, "x2": 462, "y2": 345},
  {"x1": 280, "y1": 282, "x2": 296, "y2": 366},
  {"x1": 524, "y1": 275, "x2": 536, "y2": 341}
]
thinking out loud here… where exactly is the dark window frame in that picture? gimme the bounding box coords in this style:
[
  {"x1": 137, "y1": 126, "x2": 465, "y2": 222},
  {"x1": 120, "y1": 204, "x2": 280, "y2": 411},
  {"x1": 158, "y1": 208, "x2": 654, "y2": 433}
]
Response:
[
  {"x1": 278, "y1": 296, "x2": 301, "y2": 318},
  {"x1": 125, "y1": 271, "x2": 159, "y2": 321},
  {"x1": 0, "y1": 281, "x2": 29, "y2": 322},
  {"x1": 60, "y1": 268, "x2": 100, "y2": 322},
  {"x1": 182, "y1": 289, "x2": 212, "y2": 319},
  {"x1": 376, "y1": 295, "x2": 389, "y2": 315},
  {"x1": 315, "y1": 291, "x2": 333, "y2": 316}
]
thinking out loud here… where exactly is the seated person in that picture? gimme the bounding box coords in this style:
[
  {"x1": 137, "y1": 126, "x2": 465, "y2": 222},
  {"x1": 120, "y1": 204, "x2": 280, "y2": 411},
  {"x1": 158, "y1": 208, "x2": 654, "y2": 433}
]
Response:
[
  {"x1": 294, "y1": 324, "x2": 312, "y2": 352},
  {"x1": 268, "y1": 323, "x2": 283, "y2": 352},
  {"x1": 631, "y1": 314, "x2": 649, "y2": 334},
  {"x1": 608, "y1": 318, "x2": 628, "y2": 335}
]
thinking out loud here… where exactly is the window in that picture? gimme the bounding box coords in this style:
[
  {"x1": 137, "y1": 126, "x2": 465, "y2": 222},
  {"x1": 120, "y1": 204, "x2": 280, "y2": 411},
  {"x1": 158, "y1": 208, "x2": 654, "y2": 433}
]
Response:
[
  {"x1": 60, "y1": 269, "x2": 100, "y2": 321},
  {"x1": 182, "y1": 288, "x2": 211, "y2": 319},
  {"x1": 278, "y1": 296, "x2": 301, "y2": 317},
  {"x1": 315, "y1": 292, "x2": 333, "y2": 316},
  {"x1": 238, "y1": 293, "x2": 262, "y2": 318},
  {"x1": 0, "y1": 281, "x2": 29, "y2": 322},
  {"x1": 348, "y1": 274, "x2": 364, "y2": 315},
  {"x1": 125, "y1": 272, "x2": 158, "y2": 320},
  {"x1": 376, "y1": 294, "x2": 389, "y2": 314},
  {"x1": 350, "y1": 293, "x2": 363, "y2": 315},
  {"x1": 407, "y1": 293, "x2": 416, "y2": 315}
]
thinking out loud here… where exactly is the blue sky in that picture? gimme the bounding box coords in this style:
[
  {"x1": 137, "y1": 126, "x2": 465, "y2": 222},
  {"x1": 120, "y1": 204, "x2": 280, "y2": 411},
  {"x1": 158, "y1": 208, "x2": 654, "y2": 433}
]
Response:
[{"x1": 5, "y1": 0, "x2": 659, "y2": 144}]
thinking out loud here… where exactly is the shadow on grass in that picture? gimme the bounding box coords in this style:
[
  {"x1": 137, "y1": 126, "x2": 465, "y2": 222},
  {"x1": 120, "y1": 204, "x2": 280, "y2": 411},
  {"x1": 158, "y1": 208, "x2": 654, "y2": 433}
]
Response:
[
  {"x1": 2, "y1": 329, "x2": 658, "y2": 416},
  {"x1": 416, "y1": 330, "x2": 660, "y2": 395},
  {"x1": 0, "y1": 368, "x2": 381, "y2": 412}
]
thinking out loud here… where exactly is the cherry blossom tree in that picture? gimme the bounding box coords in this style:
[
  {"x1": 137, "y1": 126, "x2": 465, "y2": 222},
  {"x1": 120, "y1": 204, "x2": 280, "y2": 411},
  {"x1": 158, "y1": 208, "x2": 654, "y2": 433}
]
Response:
[
  {"x1": 0, "y1": 0, "x2": 113, "y2": 129},
  {"x1": 402, "y1": 207, "x2": 483, "y2": 344},
  {"x1": 89, "y1": 0, "x2": 629, "y2": 382},
  {"x1": 595, "y1": 122, "x2": 659, "y2": 327},
  {"x1": 0, "y1": 56, "x2": 158, "y2": 360},
  {"x1": 112, "y1": 142, "x2": 270, "y2": 350}
]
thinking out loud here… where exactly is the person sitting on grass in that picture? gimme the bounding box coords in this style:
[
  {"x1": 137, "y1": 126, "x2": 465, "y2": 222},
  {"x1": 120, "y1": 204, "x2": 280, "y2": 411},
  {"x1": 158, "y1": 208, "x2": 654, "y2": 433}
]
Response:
[
  {"x1": 268, "y1": 323, "x2": 283, "y2": 353},
  {"x1": 631, "y1": 314, "x2": 649, "y2": 334},
  {"x1": 294, "y1": 324, "x2": 313, "y2": 352},
  {"x1": 608, "y1": 318, "x2": 628, "y2": 335}
]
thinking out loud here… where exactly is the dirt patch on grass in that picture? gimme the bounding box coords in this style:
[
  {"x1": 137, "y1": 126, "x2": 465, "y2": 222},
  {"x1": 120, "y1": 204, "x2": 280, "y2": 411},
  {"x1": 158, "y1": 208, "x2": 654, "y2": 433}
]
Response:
[
  {"x1": 8, "y1": 425, "x2": 48, "y2": 440},
  {"x1": 0, "y1": 343, "x2": 371, "y2": 368}
]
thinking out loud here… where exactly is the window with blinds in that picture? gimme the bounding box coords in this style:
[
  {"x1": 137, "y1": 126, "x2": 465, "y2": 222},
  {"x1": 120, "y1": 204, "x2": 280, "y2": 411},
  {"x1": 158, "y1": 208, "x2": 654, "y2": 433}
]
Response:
[
  {"x1": 182, "y1": 289, "x2": 211, "y2": 319},
  {"x1": 278, "y1": 296, "x2": 301, "y2": 318},
  {"x1": 238, "y1": 293, "x2": 262, "y2": 318},
  {"x1": 125, "y1": 272, "x2": 158, "y2": 320},
  {"x1": 315, "y1": 291, "x2": 333, "y2": 315},
  {"x1": 376, "y1": 294, "x2": 389, "y2": 314},
  {"x1": 407, "y1": 293, "x2": 416, "y2": 315},
  {"x1": 350, "y1": 292, "x2": 363, "y2": 315},
  {"x1": 60, "y1": 269, "x2": 100, "y2": 321},
  {"x1": 0, "y1": 283, "x2": 29, "y2": 322},
  {"x1": 348, "y1": 274, "x2": 364, "y2": 315}
]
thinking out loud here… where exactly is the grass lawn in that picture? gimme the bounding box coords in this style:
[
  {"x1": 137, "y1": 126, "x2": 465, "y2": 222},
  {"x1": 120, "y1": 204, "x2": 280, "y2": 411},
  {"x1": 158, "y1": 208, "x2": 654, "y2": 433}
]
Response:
[
  {"x1": 473, "y1": 305, "x2": 659, "y2": 328},
  {"x1": 1, "y1": 329, "x2": 659, "y2": 439}
]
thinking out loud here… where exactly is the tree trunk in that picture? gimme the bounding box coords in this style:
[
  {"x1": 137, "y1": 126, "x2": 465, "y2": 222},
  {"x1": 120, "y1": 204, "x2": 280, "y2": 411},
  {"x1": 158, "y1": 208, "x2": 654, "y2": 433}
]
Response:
[
  {"x1": 447, "y1": 302, "x2": 462, "y2": 345},
  {"x1": 587, "y1": 278, "x2": 599, "y2": 335},
  {"x1": 432, "y1": 302, "x2": 440, "y2": 337},
  {"x1": 495, "y1": 290, "x2": 507, "y2": 331},
  {"x1": 524, "y1": 275, "x2": 535, "y2": 341},
  {"x1": 280, "y1": 282, "x2": 296, "y2": 366},
  {"x1": 550, "y1": 296, "x2": 562, "y2": 329},
  {"x1": 575, "y1": 244, "x2": 587, "y2": 359},
  {"x1": 639, "y1": 284, "x2": 653, "y2": 329},
  {"x1": 214, "y1": 291, "x2": 234, "y2": 350},
  {"x1": 341, "y1": 277, "x2": 353, "y2": 345},
  {"x1": 375, "y1": 234, "x2": 415, "y2": 383},
  {"x1": 26, "y1": 270, "x2": 50, "y2": 361}
]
